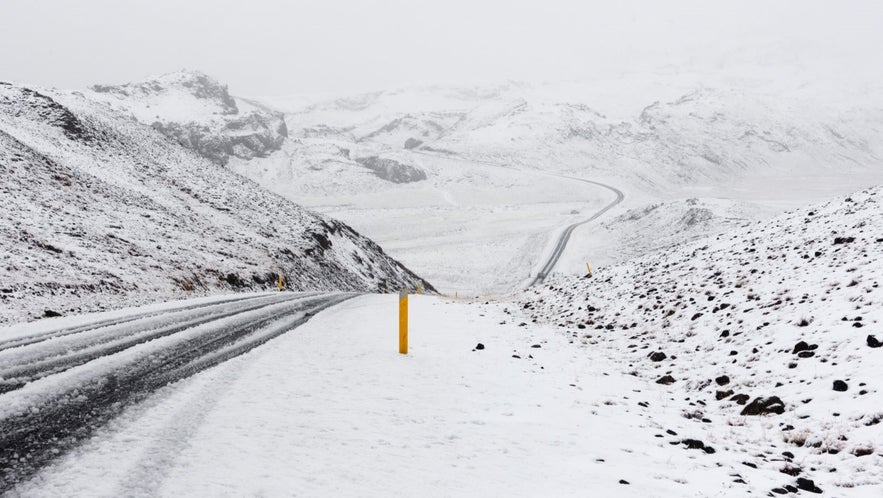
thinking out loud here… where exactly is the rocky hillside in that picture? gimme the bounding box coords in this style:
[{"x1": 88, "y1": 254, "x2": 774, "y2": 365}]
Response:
[
  {"x1": 274, "y1": 79, "x2": 883, "y2": 191},
  {"x1": 0, "y1": 82, "x2": 431, "y2": 325},
  {"x1": 88, "y1": 71, "x2": 287, "y2": 165},
  {"x1": 518, "y1": 186, "x2": 883, "y2": 495}
]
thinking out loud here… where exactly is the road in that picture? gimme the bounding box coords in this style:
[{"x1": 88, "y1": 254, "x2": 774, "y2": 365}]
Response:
[
  {"x1": 410, "y1": 150, "x2": 626, "y2": 289},
  {"x1": 0, "y1": 291, "x2": 354, "y2": 492},
  {"x1": 527, "y1": 176, "x2": 625, "y2": 287}
]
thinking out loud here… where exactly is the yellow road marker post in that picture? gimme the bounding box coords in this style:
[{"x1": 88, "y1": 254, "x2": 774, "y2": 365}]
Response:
[
  {"x1": 278, "y1": 274, "x2": 284, "y2": 291},
  {"x1": 586, "y1": 262, "x2": 593, "y2": 278},
  {"x1": 417, "y1": 282, "x2": 423, "y2": 295},
  {"x1": 399, "y1": 289, "x2": 408, "y2": 354}
]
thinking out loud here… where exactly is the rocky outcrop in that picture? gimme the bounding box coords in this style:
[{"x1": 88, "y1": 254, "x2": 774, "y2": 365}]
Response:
[
  {"x1": 354, "y1": 156, "x2": 427, "y2": 183},
  {"x1": 90, "y1": 70, "x2": 288, "y2": 165}
]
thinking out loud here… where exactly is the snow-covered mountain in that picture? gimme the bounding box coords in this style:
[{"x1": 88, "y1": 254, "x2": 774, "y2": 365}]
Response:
[
  {"x1": 0, "y1": 82, "x2": 430, "y2": 325},
  {"x1": 518, "y1": 186, "x2": 883, "y2": 494},
  {"x1": 85, "y1": 72, "x2": 883, "y2": 294},
  {"x1": 253, "y1": 77, "x2": 883, "y2": 292},
  {"x1": 278, "y1": 78, "x2": 883, "y2": 190},
  {"x1": 87, "y1": 71, "x2": 287, "y2": 166}
]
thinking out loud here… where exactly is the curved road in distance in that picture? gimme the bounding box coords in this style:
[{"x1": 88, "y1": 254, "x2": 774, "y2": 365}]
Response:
[
  {"x1": 411, "y1": 149, "x2": 626, "y2": 289},
  {"x1": 527, "y1": 176, "x2": 625, "y2": 287}
]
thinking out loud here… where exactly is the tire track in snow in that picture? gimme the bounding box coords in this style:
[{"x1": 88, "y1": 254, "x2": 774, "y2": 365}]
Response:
[
  {"x1": 0, "y1": 293, "x2": 283, "y2": 353},
  {"x1": 0, "y1": 292, "x2": 354, "y2": 493},
  {"x1": 0, "y1": 293, "x2": 316, "y2": 393}
]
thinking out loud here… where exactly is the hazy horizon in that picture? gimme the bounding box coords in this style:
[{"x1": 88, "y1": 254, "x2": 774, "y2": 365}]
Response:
[{"x1": 2, "y1": 0, "x2": 882, "y2": 97}]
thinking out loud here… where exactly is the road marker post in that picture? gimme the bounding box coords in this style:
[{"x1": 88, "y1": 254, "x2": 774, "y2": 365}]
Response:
[
  {"x1": 417, "y1": 282, "x2": 423, "y2": 295},
  {"x1": 278, "y1": 274, "x2": 284, "y2": 291},
  {"x1": 586, "y1": 262, "x2": 593, "y2": 277},
  {"x1": 399, "y1": 289, "x2": 408, "y2": 354}
]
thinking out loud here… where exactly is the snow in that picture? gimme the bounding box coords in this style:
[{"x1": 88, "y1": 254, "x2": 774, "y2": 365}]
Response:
[
  {"x1": 1, "y1": 295, "x2": 778, "y2": 497},
  {"x1": 517, "y1": 186, "x2": 883, "y2": 494},
  {"x1": 14, "y1": 277, "x2": 881, "y2": 495},
  {"x1": 231, "y1": 74, "x2": 883, "y2": 296},
  {"x1": 0, "y1": 82, "x2": 425, "y2": 325}
]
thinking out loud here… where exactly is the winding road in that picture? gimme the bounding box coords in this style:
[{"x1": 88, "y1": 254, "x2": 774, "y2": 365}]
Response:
[
  {"x1": 413, "y1": 148, "x2": 625, "y2": 288},
  {"x1": 0, "y1": 292, "x2": 354, "y2": 492},
  {"x1": 527, "y1": 176, "x2": 625, "y2": 287}
]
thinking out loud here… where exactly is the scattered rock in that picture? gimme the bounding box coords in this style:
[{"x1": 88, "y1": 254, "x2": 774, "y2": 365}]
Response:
[
  {"x1": 833, "y1": 380, "x2": 848, "y2": 392},
  {"x1": 715, "y1": 375, "x2": 730, "y2": 386},
  {"x1": 618, "y1": 479, "x2": 630, "y2": 485},
  {"x1": 716, "y1": 390, "x2": 734, "y2": 400},
  {"x1": 792, "y1": 341, "x2": 817, "y2": 354},
  {"x1": 740, "y1": 396, "x2": 785, "y2": 416},
  {"x1": 678, "y1": 439, "x2": 716, "y2": 454},
  {"x1": 852, "y1": 446, "x2": 874, "y2": 457},
  {"x1": 833, "y1": 236, "x2": 855, "y2": 245},
  {"x1": 649, "y1": 351, "x2": 667, "y2": 362},
  {"x1": 43, "y1": 310, "x2": 62, "y2": 318},
  {"x1": 656, "y1": 375, "x2": 676, "y2": 385},
  {"x1": 474, "y1": 343, "x2": 485, "y2": 351},
  {"x1": 796, "y1": 478, "x2": 823, "y2": 493},
  {"x1": 730, "y1": 393, "x2": 750, "y2": 405},
  {"x1": 867, "y1": 335, "x2": 882, "y2": 348}
]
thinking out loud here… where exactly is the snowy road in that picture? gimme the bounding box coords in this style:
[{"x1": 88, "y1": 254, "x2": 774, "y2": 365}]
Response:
[
  {"x1": 0, "y1": 292, "x2": 354, "y2": 492},
  {"x1": 527, "y1": 176, "x2": 624, "y2": 287}
]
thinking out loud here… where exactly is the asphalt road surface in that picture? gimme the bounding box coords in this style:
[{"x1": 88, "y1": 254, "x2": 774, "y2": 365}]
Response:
[
  {"x1": 528, "y1": 176, "x2": 625, "y2": 287},
  {"x1": 0, "y1": 292, "x2": 354, "y2": 492}
]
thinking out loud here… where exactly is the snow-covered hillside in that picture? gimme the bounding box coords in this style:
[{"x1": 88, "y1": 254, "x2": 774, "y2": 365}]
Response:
[
  {"x1": 248, "y1": 76, "x2": 883, "y2": 292},
  {"x1": 518, "y1": 186, "x2": 883, "y2": 494},
  {"x1": 0, "y1": 82, "x2": 429, "y2": 325},
  {"x1": 278, "y1": 77, "x2": 883, "y2": 190},
  {"x1": 90, "y1": 72, "x2": 883, "y2": 293},
  {"x1": 88, "y1": 71, "x2": 287, "y2": 166}
]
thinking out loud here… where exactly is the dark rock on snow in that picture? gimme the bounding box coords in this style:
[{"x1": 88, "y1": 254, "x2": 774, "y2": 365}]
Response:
[{"x1": 740, "y1": 396, "x2": 785, "y2": 416}]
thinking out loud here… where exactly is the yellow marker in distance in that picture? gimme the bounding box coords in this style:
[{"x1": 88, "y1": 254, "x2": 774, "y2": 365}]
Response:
[
  {"x1": 399, "y1": 289, "x2": 408, "y2": 354},
  {"x1": 278, "y1": 274, "x2": 284, "y2": 291},
  {"x1": 586, "y1": 262, "x2": 593, "y2": 277},
  {"x1": 417, "y1": 282, "x2": 423, "y2": 295}
]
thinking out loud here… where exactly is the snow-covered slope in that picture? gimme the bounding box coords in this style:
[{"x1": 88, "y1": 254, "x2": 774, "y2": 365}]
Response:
[
  {"x1": 0, "y1": 82, "x2": 429, "y2": 325},
  {"x1": 278, "y1": 78, "x2": 883, "y2": 190},
  {"x1": 518, "y1": 186, "x2": 883, "y2": 494},
  {"x1": 88, "y1": 71, "x2": 287, "y2": 165},
  {"x1": 580, "y1": 197, "x2": 778, "y2": 265},
  {"x1": 238, "y1": 76, "x2": 883, "y2": 293}
]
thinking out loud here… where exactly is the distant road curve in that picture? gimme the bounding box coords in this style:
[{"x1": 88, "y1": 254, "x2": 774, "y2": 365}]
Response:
[
  {"x1": 407, "y1": 149, "x2": 626, "y2": 288},
  {"x1": 527, "y1": 176, "x2": 624, "y2": 287}
]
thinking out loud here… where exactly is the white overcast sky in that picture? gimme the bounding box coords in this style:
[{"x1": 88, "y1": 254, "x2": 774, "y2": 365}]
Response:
[{"x1": 1, "y1": 0, "x2": 881, "y2": 96}]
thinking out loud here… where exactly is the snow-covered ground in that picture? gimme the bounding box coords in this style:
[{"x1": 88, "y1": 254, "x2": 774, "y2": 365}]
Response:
[
  {"x1": 517, "y1": 186, "x2": 883, "y2": 495},
  {"x1": 2, "y1": 294, "x2": 811, "y2": 497},
  {"x1": 12, "y1": 261, "x2": 881, "y2": 496}
]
